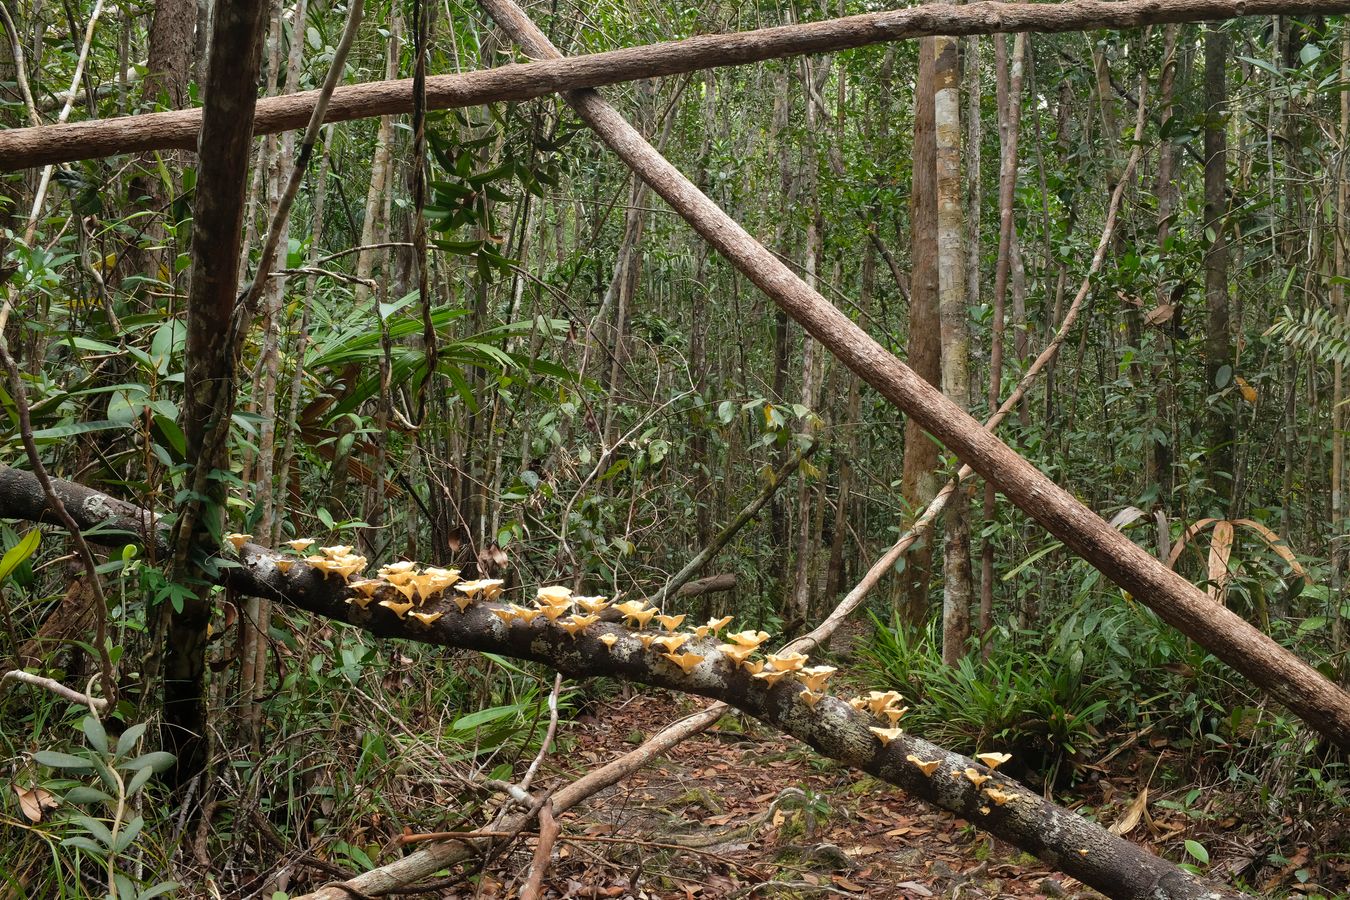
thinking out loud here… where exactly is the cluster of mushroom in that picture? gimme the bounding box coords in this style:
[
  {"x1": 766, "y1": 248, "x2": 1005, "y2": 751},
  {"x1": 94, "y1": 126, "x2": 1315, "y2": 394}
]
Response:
[{"x1": 848, "y1": 689, "x2": 911, "y2": 746}]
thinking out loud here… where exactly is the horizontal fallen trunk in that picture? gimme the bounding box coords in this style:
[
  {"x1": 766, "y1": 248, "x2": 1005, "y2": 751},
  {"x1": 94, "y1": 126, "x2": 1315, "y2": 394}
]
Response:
[
  {"x1": 2, "y1": 0, "x2": 1346, "y2": 170},
  {"x1": 0, "y1": 464, "x2": 1240, "y2": 898},
  {"x1": 675, "y1": 572, "x2": 736, "y2": 597}
]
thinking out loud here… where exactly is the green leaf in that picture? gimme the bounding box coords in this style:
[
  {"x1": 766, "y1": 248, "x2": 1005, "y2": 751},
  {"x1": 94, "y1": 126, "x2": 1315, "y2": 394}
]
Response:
[
  {"x1": 60, "y1": 835, "x2": 107, "y2": 855},
  {"x1": 64, "y1": 785, "x2": 113, "y2": 805},
  {"x1": 32, "y1": 750, "x2": 95, "y2": 771},
  {"x1": 115, "y1": 723, "x2": 147, "y2": 759},
  {"x1": 81, "y1": 716, "x2": 108, "y2": 755},
  {"x1": 126, "y1": 764, "x2": 156, "y2": 798},
  {"x1": 119, "y1": 751, "x2": 175, "y2": 773},
  {"x1": 451, "y1": 704, "x2": 521, "y2": 731},
  {"x1": 1184, "y1": 839, "x2": 1209, "y2": 865},
  {"x1": 140, "y1": 882, "x2": 181, "y2": 900},
  {"x1": 0, "y1": 528, "x2": 41, "y2": 582},
  {"x1": 1214, "y1": 364, "x2": 1232, "y2": 389},
  {"x1": 72, "y1": 814, "x2": 115, "y2": 848},
  {"x1": 113, "y1": 815, "x2": 144, "y2": 852}
]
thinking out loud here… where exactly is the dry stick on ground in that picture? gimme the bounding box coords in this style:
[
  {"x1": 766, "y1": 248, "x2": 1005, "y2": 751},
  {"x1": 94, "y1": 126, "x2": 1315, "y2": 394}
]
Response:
[
  {"x1": 474, "y1": 0, "x2": 1350, "y2": 754},
  {"x1": 1, "y1": 669, "x2": 108, "y2": 711},
  {"x1": 0, "y1": 469, "x2": 1241, "y2": 898},
  {"x1": 5, "y1": 0, "x2": 1349, "y2": 170}
]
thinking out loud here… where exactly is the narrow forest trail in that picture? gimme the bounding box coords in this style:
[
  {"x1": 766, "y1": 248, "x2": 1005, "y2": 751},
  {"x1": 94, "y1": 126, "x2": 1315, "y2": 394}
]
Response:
[{"x1": 496, "y1": 690, "x2": 1100, "y2": 899}]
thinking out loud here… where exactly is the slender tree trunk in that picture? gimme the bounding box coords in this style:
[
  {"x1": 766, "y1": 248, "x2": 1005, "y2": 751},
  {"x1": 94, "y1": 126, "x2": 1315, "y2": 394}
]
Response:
[
  {"x1": 899, "y1": 37, "x2": 942, "y2": 633},
  {"x1": 935, "y1": 30, "x2": 973, "y2": 666},
  {"x1": 1203, "y1": 24, "x2": 1233, "y2": 510},
  {"x1": 980, "y1": 32, "x2": 1025, "y2": 656},
  {"x1": 166, "y1": 0, "x2": 269, "y2": 786}
]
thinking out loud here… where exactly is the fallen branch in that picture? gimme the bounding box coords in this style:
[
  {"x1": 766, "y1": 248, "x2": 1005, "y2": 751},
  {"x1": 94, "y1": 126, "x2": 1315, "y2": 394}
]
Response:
[
  {"x1": 0, "y1": 484, "x2": 1241, "y2": 898},
  {"x1": 1, "y1": 669, "x2": 108, "y2": 712},
  {"x1": 3, "y1": 0, "x2": 1345, "y2": 169}
]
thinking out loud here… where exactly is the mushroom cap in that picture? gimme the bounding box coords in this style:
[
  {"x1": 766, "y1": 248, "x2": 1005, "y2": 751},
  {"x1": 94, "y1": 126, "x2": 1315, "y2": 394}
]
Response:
[
  {"x1": 976, "y1": 752, "x2": 1012, "y2": 770},
  {"x1": 286, "y1": 538, "x2": 315, "y2": 552},
  {"x1": 320, "y1": 545, "x2": 354, "y2": 557},
  {"x1": 869, "y1": 726, "x2": 904, "y2": 746},
  {"x1": 726, "y1": 630, "x2": 770, "y2": 649},
  {"x1": 380, "y1": 560, "x2": 417, "y2": 576},
  {"x1": 751, "y1": 669, "x2": 791, "y2": 685},
  {"x1": 799, "y1": 689, "x2": 825, "y2": 707},
  {"x1": 798, "y1": 665, "x2": 837, "y2": 691},
  {"x1": 599, "y1": 633, "x2": 619, "y2": 648},
  {"x1": 379, "y1": 598, "x2": 415, "y2": 617},
  {"x1": 225, "y1": 533, "x2": 252, "y2": 551},
  {"x1": 961, "y1": 768, "x2": 991, "y2": 788},
  {"x1": 409, "y1": 610, "x2": 443, "y2": 626},
  {"x1": 661, "y1": 650, "x2": 705, "y2": 674},
  {"x1": 536, "y1": 585, "x2": 574, "y2": 605},
  {"x1": 510, "y1": 604, "x2": 542, "y2": 624},
  {"x1": 706, "y1": 615, "x2": 734, "y2": 634},
  {"x1": 574, "y1": 595, "x2": 610, "y2": 613},
  {"x1": 906, "y1": 755, "x2": 941, "y2": 776},
  {"x1": 654, "y1": 613, "x2": 686, "y2": 631},
  {"x1": 765, "y1": 652, "x2": 808, "y2": 672},
  {"x1": 652, "y1": 633, "x2": 688, "y2": 653},
  {"x1": 718, "y1": 643, "x2": 757, "y2": 664},
  {"x1": 491, "y1": 607, "x2": 520, "y2": 624}
]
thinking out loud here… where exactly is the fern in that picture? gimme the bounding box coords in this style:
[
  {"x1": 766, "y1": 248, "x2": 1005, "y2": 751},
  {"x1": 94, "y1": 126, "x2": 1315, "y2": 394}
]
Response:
[{"x1": 1266, "y1": 306, "x2": 1350, "y2": 368}]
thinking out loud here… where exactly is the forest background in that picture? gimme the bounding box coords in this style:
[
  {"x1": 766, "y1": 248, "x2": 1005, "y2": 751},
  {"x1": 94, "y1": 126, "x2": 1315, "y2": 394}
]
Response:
[{"x1": 2, "y1": 0, "x2": 1350, "y2": 897}]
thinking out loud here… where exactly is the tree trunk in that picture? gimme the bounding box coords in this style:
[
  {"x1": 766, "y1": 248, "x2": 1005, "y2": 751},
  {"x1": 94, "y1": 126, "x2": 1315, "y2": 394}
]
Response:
[
  {"x1": 899, "y1": 36, "x2": 942, "y2": 633},
  {"x1": 934, "y1": 30, "x2": 973, "y2": 666},
  {"x1": 166, "y1": 0, "x2": 270, "y2": 786},
  {"x1": 1203, "y1": 24, "x2": 1233, "y2": 511}
]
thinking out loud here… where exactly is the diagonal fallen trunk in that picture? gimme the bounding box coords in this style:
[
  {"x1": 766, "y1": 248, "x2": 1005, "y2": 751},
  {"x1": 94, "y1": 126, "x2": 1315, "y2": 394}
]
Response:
[
  {"x1": 0, "y1": 464, "x2": 1242, "y2": 899},
  {"x1": 474, "y1": 0, "x2": 1350, "y2": 753},
  {"x1": 4, "y1": 0, "x2": 1348, "y2": 170}
]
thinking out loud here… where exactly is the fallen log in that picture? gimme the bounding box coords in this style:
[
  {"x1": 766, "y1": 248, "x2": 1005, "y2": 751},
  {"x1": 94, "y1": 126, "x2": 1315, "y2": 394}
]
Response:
[
  {"x1": 2, "y1": 0, "x2": 1346, "y2": 170},
  {"x1": 473, "y1": 0, "x2": 1350, "y2": 752},
  {"x1": 0, "y1": 464, "x2": 1243, "y2": 899}
]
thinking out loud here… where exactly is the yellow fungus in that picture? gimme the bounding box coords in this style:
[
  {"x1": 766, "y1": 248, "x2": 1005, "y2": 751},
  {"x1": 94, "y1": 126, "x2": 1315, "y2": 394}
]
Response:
[
  {"x1": 320, "y1": 545, "x2": 353, "y2": 558},
  {"x1": 654, "y1": 613, "x2": 686, "y2": 631},
  {"x1": 510, "y1": 604, "x2": 542, "y2": 624},
  {"x1": 599, "y1": 633, "x2": 619, "y2": 648},
  {"x1": 800, "y1": 689, "x2": 825, "y2": 708},
  {"x1": 379, "y1": 598, "x2": 415, "y2": 617},
  {"x1": 726, "y1": 630, "x2": 770, "y2": 649},
  {"x1": 560, "y1": 614, "x2": 599, "y2": 637},
  {"x1": 225, "y1": 533, "x2": 251, "y2": 551},
  {"x1": 976, "y1": 752, "x2": 1012, "y2": 770},
  {"x1": 539, "y1": 604, "x2": 569, "y2": 622},
  {"x1": 409, "y1": 611, "x2": 443, "y2": 626},
  {"x1": 961, "y1": 768, "x2": 991, "y2": 788},
  {"x1": 742, "y1": 658, "x2": 766, "y2": 675},
  {"x1": 614, "y1": 601, "x2": 657, "y2": 628},
  {"x1": 798, "y1": 665, "x2": 836, "y2": 692},
  {"x1": 662, "y1": 651, "x2": 705, "y2": 674},
  {"x1": 491, "y1": 607, "x2": 520, "y2": 625},
  {"x1": 345, "y1": 594, "x2": 375, "y2": 610},
  {"x1": 766, "y1": 652, "x2": 808, "y2": 672},
  {"x1": 286, "y1": 539, "x2": 315, "y2": 552},
  {"x1": 637, "y1": 633, "x2": 659, "y2": 649},
  {"x1": 706, "y1": 615, "x2": 734, "y2": 634},
  {"x1": 883, "y1": 706, "x2": 910, "y2": 726},
  {"x1": 906, "y1": 755, "x2": 941, "y2": 776},
  {"x1": 275, "y1": 559, "x2": 295, "y2": 574},
  {"x1": 984, "y1": 788, "x2": 1011, "y2": 806},
  {"x1": 574, "y1": 595, "x2": 610, "y2": 614},
  {"x1": 652, "y1": 633, "x2": 688, "y2": 653},
  {"x1": 752, "y1": 669, "x2": 792, "y2": 685},
  {"x1": 869, "y1": 726, "x2": 904, "y2": 746},
  {"x1": 719, "y1": 643, "x2": 757, "y2": 664},
  {"x1": 536, "y1": 585, "x2": 574, "y2": 606}
]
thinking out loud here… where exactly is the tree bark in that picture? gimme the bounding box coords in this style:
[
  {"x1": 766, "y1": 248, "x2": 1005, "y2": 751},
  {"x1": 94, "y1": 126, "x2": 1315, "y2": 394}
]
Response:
[
  {"x1": 1203, "y1": 23, "x2": 1233, "y2": 510},
  {"x1": 7, "y1": 0, "x2": 1350, "y2": 170},
  {"x1": 899, "y1": 36, "x2": 942, "y2": 633},
  {"x1": 166, "y1": 0, "x2": 270, "y2": 785},
  {"x1": 934, "y1": 29, "x2": 973, "y2": 667},
  {"x1": 468, "y1": 0, "x2": 1350, "y2": 751}
]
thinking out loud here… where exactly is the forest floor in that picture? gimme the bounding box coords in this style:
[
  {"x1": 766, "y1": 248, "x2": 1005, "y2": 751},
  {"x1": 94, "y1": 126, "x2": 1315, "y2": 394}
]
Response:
[{"x1": 469, "y1": 689, "x2": 1102, "y2": 900}]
